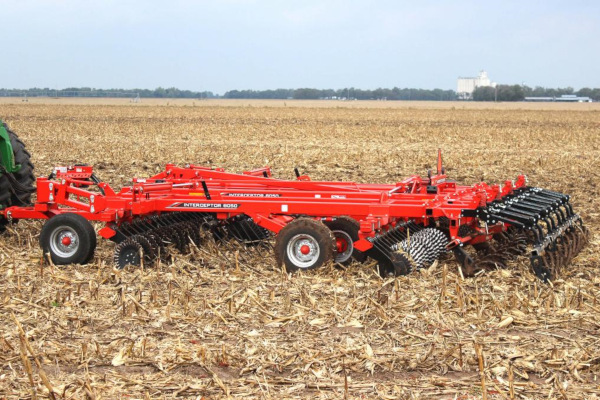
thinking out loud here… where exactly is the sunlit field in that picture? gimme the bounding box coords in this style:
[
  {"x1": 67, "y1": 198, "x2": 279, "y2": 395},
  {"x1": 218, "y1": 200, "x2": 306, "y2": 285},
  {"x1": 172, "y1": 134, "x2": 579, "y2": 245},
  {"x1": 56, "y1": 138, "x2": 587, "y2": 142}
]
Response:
[{"x1": 0, "y1": 99, "x2": 599, "y2": 399}]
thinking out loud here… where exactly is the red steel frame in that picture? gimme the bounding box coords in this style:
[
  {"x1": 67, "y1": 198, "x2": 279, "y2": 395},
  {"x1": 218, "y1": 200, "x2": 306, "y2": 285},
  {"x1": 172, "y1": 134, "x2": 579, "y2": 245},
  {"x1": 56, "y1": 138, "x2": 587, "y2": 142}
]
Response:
[{"x1": 1, "y1": 160, "x2": 527, "y2": 252}]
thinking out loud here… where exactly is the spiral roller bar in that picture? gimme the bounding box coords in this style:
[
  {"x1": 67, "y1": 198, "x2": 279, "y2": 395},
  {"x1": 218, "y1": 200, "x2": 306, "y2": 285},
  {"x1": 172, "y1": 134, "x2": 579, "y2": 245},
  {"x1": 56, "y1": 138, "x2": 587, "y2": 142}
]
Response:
[
  {"x1": 366, "y1": 222, "x2": 448, "y2": 276},
  {"x1": 393, "y1": 228, "x2": 448, "y2": 271}
]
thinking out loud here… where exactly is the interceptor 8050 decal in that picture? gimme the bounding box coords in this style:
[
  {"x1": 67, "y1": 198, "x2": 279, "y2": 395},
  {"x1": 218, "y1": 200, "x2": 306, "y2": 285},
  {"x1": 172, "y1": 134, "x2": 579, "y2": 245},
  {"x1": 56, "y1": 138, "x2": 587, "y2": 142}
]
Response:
[
  {"x1": 222, "y1": 193, "x2": 281, "y2": 198},
  {"x1": 167, "y1": 202, "x2": 240, "y2": 209}
]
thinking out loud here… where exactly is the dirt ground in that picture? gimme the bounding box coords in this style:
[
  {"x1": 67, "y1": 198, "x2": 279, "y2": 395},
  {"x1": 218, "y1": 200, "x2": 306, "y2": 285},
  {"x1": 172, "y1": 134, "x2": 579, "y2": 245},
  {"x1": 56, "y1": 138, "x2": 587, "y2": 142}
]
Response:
[
  {"x1": 0, "y1": 100, "x2": 599, "y2": 399},
  {"x1": 1, "y1": 96, "x2": 599, "y2": 110}
]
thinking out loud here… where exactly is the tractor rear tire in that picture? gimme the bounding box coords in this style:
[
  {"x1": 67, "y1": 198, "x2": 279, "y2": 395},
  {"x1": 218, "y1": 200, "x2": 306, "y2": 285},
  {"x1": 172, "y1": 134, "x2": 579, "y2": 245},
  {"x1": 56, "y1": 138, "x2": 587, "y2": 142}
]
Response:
[
  {"x1": 40, "y1": 213, "x2": 97, "y2": 265},
  {"x1": 0, "y1": 122, "x2": 36, "y2": 210},
  {"x1": 275, "y1": 218, "x2": 336, "y2": 272}
]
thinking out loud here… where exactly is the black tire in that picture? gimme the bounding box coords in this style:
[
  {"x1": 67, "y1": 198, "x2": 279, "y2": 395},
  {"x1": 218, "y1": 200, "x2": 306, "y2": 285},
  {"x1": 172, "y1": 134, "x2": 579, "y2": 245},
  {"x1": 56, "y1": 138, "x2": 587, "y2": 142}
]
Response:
[
  {"x1": 324, "y1": 216, "x2": 366, "y2": 265},
  {"x1": 0, "y1": 122, "x2": 35, "y2": 209},
  {"x1": 275, "y1": 218, "x2": 335, "y2": 272},
  {"x1": 40, "y1": 213, "x2": 97, "y2": 265}
]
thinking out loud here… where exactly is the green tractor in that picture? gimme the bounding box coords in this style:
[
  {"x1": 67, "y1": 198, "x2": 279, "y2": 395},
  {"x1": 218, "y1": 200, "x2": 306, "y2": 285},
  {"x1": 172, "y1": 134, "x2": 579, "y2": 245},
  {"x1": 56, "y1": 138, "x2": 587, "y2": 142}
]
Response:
[{"x1": 0, "y1": 120, "x2": 36, "y2": 230}]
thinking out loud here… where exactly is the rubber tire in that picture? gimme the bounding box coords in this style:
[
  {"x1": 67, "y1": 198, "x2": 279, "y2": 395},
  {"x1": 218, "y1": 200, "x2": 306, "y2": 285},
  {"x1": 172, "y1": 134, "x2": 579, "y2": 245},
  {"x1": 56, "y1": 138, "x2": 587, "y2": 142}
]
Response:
[
  {"x1": 40, "y1": 213, "x2": 97, "y2": 265},
  {"x1": 275, "y1": 218, "x2": 336, "y2": 272},
  {"x1": 0, "y1": 122, "x2": 35, "y2": 208},
  {"x1": 324, "y1": 216, "x2": 366, "y2": 265}
]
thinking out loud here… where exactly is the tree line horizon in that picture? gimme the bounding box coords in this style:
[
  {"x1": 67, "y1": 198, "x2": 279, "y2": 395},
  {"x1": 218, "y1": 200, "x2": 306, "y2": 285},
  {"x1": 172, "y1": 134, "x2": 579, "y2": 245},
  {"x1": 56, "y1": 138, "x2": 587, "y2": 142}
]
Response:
[{"x1": 0, "y1": 85, "x2": 598, "y2": 101}]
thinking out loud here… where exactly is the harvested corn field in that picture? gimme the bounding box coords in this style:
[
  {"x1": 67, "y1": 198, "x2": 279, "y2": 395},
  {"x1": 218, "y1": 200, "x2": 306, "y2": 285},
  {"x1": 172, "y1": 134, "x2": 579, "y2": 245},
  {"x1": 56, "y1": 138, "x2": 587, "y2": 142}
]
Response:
[{"x1": 1, "y1": 100, "x2": 599, "y2": 399}]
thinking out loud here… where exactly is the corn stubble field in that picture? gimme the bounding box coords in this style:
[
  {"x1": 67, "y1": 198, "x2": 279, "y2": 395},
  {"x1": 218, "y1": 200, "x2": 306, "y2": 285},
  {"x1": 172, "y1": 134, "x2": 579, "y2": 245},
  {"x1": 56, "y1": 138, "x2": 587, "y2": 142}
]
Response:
[{"x1": 0, "y1": 99, "x2": 599, "y2": 399}]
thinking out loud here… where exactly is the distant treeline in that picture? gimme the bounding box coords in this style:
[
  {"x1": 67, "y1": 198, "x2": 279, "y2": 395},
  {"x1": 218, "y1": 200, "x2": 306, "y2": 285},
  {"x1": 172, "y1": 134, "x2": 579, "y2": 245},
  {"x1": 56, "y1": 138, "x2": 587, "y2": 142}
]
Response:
[
  {"x1": 474, "y1": 85, "x2": 600, "y2": 101},
  {"x1": 224, "y1": 87, "x2": 456, "y2": 100},
  {"x1": 0, "y1": 87, "x2": 217, "y2": 99},
  {"x1": 1, "y1": 85, "x2": 598, "y2": 101}
]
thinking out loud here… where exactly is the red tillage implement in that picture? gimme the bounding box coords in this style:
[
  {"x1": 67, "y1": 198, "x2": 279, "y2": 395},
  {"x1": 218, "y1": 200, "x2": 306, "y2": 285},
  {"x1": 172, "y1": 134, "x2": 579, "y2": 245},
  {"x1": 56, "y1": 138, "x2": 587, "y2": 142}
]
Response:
[{"x1": 1, "y1": 145, "x2": 588, "y2": 281}]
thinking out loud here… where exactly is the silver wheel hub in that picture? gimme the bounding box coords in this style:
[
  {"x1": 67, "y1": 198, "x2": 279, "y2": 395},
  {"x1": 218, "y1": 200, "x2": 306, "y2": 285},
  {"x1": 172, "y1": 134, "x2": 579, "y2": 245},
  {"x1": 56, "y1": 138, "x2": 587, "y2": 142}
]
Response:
[
  {"x1": 49, "y1": 226, "x2": 79, "y2": 258},
  {"x1": 332, "y1": 230, "x2": 353, "y2": 263},
  {"x1": 287, "y1": 234, "x2": 320, "y2": 268}
]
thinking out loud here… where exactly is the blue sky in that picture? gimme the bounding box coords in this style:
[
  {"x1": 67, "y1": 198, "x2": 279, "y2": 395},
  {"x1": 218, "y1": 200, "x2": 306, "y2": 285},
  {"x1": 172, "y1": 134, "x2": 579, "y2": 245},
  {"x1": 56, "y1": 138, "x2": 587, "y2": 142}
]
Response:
[{"x1": 1, "y1": 0, "x2": 598, "y2": 94}]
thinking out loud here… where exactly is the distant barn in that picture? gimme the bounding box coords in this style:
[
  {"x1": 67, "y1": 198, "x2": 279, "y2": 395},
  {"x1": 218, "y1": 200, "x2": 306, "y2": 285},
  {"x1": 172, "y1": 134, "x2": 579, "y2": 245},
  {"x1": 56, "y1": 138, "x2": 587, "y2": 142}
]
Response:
[{"x1": 525, "y1": 94, "x2": 592, "y2": 102}]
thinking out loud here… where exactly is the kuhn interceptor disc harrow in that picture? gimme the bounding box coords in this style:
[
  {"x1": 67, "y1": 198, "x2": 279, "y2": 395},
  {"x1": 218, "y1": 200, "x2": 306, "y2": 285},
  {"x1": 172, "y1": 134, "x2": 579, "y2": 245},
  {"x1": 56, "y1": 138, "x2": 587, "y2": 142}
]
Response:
[{"x1": 0, "y1": 122, "x2": 589, "y2": 281}]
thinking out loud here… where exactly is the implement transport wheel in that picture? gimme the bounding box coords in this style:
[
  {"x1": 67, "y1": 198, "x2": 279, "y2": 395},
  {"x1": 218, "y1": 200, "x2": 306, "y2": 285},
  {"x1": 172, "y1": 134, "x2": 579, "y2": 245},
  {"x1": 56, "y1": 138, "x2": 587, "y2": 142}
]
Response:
[
  {"x1": 324, "y1": 216, "x2": 366, "y2": 265},
  {"x1": 40, "y1": 213, "x2": 96, "y2": 265},
  {"x1": 275, "y1": 218, "x2": 336, "y2": 272}
]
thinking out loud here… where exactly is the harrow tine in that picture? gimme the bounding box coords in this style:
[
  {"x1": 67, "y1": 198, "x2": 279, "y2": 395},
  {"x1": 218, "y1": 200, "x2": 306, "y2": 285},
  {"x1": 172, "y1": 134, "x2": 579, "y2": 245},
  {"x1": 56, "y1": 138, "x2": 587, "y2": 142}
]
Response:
[
  {"x1": 560, "y1": 239, "x2": 570, "y2": 270},
  {"x1": 389, "y1": 228, "x2": 407, "y2": 244},
  {"x1": 244, "y1": 221, "x2": 274, "y2": 254},
  {"x1": 547, "y1": 246, "x2": 558, "y2": 277},
  {"x1": 541, "y1": 253, "x2": 554, "y2": 281},
  {"x1": 530, "y1": 255, "x2": 550, "y2": 282},
  {"x1": 228, "y1": 220, "x2": 259, "y2": 253},
  {"x1": 237, "y1": 218, "x2": 262, "y2": 246},
  {"x1": 564, "y1": 231, "x2": 575, "y2": 264},
  {"x1": 578, "y1": 222, "x2": 590, "y2": 244},
  {"x1": 210, "y1": 238, "x2": 239, "y2": 267},
  {"x1": 553, "y1": 209, "x2": 565, "y2": 225},
  {"x1": 571, "y1": 227, "x2": 582, "y2": 254},
  {"x1": 581, "y1": 222, "x2": 590, "y2": 240},
  {"x1": 554, "y1": 238, "x2": 566, "y2": 269},
  {"x1": 220, "y1": 234, "x2": 253, "y2": 264}
]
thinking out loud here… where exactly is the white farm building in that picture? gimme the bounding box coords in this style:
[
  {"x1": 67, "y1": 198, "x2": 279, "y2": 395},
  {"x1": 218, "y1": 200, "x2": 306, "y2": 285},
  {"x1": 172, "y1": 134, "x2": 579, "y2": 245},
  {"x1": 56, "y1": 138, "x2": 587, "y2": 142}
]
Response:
[{"x1": 457, "y1": 70, "x2": 496, "y2": 100}]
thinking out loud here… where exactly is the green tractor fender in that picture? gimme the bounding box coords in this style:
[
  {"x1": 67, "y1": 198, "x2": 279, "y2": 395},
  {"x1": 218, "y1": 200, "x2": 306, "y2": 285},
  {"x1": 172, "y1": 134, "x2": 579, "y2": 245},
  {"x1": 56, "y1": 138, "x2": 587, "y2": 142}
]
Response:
[
  {"x1": 0, "y1": 120, "x2": 21, "y2": 174},
  {"x1": 0, "y1": 119, "x2": 36, "y2": 213}
]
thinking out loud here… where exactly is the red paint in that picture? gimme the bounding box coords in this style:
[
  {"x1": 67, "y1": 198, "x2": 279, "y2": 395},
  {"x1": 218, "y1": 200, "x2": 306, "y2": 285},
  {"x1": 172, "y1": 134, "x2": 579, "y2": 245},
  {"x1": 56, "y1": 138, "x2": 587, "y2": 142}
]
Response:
[
  {"x1": 0, "y1": 156, "x2": 528, "y2": 253},
  {"x1": 336, "y1": 237, "x2": 348, "y2": 253}
]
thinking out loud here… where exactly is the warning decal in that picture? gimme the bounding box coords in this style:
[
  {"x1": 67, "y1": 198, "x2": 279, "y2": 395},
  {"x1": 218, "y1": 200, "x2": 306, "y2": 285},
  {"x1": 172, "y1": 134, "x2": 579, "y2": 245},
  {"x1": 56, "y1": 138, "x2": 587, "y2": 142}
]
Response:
[
  {"x1": 167, "y1": 202, "x2": 240, "y2": 209},
  {"x1": 222, "y1": 193, "x2": 281, "y2": 198}
]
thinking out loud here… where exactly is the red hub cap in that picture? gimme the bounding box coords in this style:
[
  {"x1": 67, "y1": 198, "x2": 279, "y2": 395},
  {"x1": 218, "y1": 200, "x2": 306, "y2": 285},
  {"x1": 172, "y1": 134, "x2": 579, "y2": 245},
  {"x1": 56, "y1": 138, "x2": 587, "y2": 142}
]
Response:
[
  {"x1": 300, "y1": 244, "x2": 311, "y2": 255},
  {"x1": 336, "y1": 237, "x2": 348, "y2": 253},
  {"x1": 61, "y1": 236, "x2": 72, "y2": 246}
]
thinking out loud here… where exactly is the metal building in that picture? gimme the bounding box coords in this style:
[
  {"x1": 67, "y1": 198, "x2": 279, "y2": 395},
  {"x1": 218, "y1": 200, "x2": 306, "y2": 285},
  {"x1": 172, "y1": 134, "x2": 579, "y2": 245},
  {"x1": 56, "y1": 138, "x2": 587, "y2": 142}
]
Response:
[
  {"x1": 457, "y1": 70, "x2": 496, "y2": 100},
  {"x1": 524, "y1": 95, "x2": 592, "y2": 102}
]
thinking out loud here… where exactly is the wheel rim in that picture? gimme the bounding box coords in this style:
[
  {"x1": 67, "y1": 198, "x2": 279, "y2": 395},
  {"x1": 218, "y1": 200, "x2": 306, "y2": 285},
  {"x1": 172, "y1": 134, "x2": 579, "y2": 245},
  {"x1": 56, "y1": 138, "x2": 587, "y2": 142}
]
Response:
[
  {"x1": 332, "y1": 230, "x2": 353, "y2": 263},
  {"x1": 286, "y1": 234, "x2": 320, "y2": 269},
  {"x1": 119, "y1": 247, "x2": 141, "y2": 268},
  {"x1": 49, "y1": 226, "x2": 79, "y2": 258}
]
